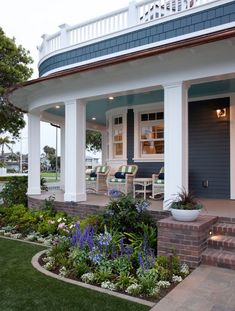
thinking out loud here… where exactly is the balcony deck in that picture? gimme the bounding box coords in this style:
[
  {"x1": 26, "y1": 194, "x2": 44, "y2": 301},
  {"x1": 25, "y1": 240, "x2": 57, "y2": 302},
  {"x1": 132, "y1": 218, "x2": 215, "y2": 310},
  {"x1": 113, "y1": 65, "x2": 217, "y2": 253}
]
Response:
[{"x1": 38, "y1": 0, "x2": 218, "y2": 61}]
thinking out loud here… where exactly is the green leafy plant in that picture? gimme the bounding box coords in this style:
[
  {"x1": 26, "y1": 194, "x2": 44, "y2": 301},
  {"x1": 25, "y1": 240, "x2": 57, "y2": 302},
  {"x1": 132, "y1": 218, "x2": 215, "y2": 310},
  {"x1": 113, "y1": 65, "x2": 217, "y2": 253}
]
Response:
[
  {"x1": 102, "y1": 196, "x2": 156, "y2": 235},
  {"x1": 169, "y1": 188, "x2": 203, "y2": 210},
  {"x1": 95, "y1": 260, "x2": 113, "y2": 283},
  {"x1": 137, "y1": 268, "x2": 159, "y2": 296},
  {"x1": 0, "y1": 176, "x2": 48, "y2": 207},
  {"x1": 112, "y1": 255, "x2": 132, "y2": 274},
  {"x1": 116, "y1": 272, "x2": 137, "y2": 290}
]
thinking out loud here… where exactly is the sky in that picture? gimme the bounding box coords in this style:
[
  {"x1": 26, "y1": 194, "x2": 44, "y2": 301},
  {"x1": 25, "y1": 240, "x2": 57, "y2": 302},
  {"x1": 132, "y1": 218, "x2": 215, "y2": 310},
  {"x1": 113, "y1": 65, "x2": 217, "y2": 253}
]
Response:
[{"x1": 1, "y1": 0, "x2": 135, "y2": 155}]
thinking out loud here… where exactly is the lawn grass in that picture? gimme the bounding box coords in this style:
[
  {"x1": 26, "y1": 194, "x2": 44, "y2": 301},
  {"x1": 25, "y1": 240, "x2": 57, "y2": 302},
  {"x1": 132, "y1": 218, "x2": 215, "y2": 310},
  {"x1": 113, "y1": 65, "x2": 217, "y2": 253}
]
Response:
[
  {"x1": 0, "y1": 238, "x2": 150, "y2": 311},
  {"x1": 41, "y1": 172, "x2": 60, "y2": 178}
]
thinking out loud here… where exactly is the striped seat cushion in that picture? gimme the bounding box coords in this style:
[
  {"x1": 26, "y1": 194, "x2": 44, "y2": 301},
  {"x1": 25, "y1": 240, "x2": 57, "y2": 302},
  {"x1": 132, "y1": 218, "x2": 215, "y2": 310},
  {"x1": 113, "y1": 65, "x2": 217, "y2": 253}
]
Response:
[
  {"x1": 86, "y1": 177, "x2": 96, "y2": 181},
  {"x1": 154, "y1": 179, "x2": 164, "y2": 184},
  {"x1": 119, "y1": 165, "x2": 136, "y2": 174},
  {"x1": 109, "y1": 177, "x2": 126, "y2": 183},
  {"x1": 96, "y1": 166, "x2": 108, "y2": 173}
]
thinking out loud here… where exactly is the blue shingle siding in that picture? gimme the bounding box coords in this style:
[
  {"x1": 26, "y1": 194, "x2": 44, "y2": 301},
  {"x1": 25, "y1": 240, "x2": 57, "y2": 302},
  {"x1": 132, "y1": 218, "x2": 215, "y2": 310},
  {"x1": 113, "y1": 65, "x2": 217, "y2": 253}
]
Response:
[
  {"x1": 126, "y1": 109, "x2": 163, "y2": 178},
  {"x1": 39, "y1": 2, "x2": 235, "y2": 76},
  {"x1": 189, "y1": 98, "x2": 230, "y2": 199}
]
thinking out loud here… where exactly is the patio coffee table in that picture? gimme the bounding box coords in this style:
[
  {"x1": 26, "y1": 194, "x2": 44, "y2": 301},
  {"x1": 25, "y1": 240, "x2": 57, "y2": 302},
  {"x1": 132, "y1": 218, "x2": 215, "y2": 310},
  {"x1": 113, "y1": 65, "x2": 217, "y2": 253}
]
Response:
[{"x1": 133, "y1": 178, "x2": 152, "y2": 200}]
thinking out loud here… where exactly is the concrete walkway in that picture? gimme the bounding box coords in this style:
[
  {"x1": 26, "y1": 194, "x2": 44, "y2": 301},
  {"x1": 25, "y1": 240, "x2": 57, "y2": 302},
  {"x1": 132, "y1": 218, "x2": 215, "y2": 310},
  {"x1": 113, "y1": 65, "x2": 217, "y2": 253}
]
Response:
[{"x1": 151, "y1": 265, "x2": 235, "y2": 311}]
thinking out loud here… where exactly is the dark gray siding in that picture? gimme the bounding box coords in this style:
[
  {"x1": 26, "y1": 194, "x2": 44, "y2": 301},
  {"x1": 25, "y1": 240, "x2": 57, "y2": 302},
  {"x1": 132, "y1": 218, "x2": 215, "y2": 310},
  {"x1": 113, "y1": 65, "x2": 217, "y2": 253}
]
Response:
[
  {"x1": 39, "y1": 2, "x2": 235, "y2": 76},
  {"x1": 127, "y1": 109, "x2": 163, "y2": 177},
  {"x1": 189, "y1": 98, "x2": 230, "y2": 198}
]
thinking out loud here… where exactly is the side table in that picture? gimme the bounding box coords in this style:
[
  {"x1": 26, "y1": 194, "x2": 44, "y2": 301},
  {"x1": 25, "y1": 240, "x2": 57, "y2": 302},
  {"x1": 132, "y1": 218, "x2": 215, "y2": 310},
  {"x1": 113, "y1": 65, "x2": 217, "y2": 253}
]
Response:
[{"x1": 133, "y1": 178, "x2": 152, "y2": 200}]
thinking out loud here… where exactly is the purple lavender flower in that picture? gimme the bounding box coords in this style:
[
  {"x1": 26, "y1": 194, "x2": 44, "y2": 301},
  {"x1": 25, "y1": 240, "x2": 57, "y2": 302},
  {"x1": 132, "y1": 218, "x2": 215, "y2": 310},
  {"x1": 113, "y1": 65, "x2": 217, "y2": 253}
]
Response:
[
  {"x1": 71, "y1": 223, "x2": 95, "y2": 251},
  {"x1": 89, "y1": 246, "x2": 103, "y2": 264},
  {"x1": 97, "y1": 232, "x2": 112, "y2": 247},
  {"x1": 120, "y1": 238, "x2": 125, "y2": 256},
  {"x1": 109, "y1": 189, "x2": 123, "y2": 198},
  {"x1": 135, "y1": 200, "x2": 150, "y2": 213},
  {"x1": 111, "y1": 245, "x2": 117, "y2": 259},
  {"x1": 138, "y1": 251, "x2": 145, "y2": 271}
]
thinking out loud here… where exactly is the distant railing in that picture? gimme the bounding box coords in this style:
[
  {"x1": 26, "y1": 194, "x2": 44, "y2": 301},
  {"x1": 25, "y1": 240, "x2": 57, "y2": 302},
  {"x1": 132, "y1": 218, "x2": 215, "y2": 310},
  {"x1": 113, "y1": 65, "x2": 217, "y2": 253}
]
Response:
[{"x1": 38, "y1": 0, "x2": 217, "y2": 60}]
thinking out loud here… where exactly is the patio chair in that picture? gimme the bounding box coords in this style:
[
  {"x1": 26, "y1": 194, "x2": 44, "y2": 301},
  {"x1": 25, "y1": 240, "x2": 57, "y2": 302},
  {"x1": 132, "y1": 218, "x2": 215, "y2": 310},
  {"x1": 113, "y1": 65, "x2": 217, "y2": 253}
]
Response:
[
  {"x1": 150, "y1": 167, "x2": 164, "y2": 200},
  {"x1": 106, "y1": 164, "x2": 138, "y2": 196},
  {"x1": 86, "y1": 165, "x2": 110, "y2": 193}
]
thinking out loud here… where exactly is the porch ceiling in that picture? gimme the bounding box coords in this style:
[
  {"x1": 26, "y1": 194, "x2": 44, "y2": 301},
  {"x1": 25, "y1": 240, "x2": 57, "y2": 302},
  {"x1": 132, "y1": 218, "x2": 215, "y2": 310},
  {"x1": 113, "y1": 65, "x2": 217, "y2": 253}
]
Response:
[{"x1": 46, "y1": 78, "x2": 235, "y2": 126}]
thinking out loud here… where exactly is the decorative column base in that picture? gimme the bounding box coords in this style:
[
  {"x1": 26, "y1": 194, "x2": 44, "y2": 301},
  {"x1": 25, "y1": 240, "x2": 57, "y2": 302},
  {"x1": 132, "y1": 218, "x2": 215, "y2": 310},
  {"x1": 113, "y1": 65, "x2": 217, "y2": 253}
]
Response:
[{"x1": 27, "y1": 187, "x2": 41, "y2": 195}]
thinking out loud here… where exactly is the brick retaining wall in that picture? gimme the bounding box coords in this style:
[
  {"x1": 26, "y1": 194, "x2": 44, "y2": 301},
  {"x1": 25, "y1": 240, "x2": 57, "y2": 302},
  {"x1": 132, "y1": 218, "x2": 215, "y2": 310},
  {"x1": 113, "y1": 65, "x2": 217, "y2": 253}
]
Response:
[
  {"x1": 28, "y1": 196, "x2": 170, "y2": 222},
  {"x1": 157, "y1": 215, "x2": 218, "y2": 268}
]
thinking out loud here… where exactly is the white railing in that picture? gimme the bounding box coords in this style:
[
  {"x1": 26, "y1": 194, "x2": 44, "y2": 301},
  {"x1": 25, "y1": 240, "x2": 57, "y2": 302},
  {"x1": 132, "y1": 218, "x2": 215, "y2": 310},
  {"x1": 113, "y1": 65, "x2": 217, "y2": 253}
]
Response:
[
  {"x1": 38, "y1": 0, "x2": 217, "y2": 60},
  {"x1": 69, "y1": 8, "x2": 128, "y2": 46}
]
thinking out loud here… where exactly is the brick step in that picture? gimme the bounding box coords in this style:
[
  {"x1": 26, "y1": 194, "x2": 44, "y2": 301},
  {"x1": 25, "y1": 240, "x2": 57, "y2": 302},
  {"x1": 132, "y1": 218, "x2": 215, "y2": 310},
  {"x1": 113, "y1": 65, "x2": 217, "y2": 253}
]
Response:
[
  {"x1": 213, "y1": 222, "x2": 235, "y2": 236},
  {"x1": 208, "y1": 235, "x2": 235, "y2": 251},
  {"x1": 202, "y1": 248, "x2": 235, "y2": 270}
]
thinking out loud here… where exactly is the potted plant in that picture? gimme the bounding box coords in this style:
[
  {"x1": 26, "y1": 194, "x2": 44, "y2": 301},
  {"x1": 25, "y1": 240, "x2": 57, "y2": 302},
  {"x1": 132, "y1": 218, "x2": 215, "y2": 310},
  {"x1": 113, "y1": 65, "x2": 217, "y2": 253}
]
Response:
[{"x1": 169, "y1": 189, "x2": 203, "y2": 222}]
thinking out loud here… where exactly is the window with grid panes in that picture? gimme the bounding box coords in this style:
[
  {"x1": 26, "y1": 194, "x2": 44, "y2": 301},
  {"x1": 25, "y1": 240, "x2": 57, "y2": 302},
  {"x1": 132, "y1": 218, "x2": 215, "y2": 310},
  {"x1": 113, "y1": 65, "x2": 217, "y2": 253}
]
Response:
[{"x1": 140, "y1": 112, "x2": 164, "y2": 157}]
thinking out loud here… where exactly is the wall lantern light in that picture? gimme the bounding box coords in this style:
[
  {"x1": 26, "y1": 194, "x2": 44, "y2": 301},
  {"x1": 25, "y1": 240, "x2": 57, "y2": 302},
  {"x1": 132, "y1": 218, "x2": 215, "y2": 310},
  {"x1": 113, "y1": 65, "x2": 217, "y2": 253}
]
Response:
[{"x1": 216, "y1": 108, "x2": 226, "y2": 118}]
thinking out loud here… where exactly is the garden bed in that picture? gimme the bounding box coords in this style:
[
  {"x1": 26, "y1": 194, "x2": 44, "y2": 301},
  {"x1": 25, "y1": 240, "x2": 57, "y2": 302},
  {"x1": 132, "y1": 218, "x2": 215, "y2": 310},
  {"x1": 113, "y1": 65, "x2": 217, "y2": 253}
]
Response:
[
  {"x1": 0, "y1": 195, "x2": 191, "y2": 305},
  {"x1": 35, "y1": 250, "x2": 186, "y2": 307}
]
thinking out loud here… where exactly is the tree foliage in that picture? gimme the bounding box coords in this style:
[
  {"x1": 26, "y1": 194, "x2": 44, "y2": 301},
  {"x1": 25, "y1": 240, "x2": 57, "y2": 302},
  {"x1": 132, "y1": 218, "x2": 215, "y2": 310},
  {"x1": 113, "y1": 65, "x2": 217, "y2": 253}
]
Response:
[
  {"x1": 86, "y1": 130, "x2": 102, "y2": 152},
  {"x1": 0, "y1": 27, "x2": 33, "y2": 137},
  {"x1": 0, "y1": 136, "x2": 15, "y2": 157}
]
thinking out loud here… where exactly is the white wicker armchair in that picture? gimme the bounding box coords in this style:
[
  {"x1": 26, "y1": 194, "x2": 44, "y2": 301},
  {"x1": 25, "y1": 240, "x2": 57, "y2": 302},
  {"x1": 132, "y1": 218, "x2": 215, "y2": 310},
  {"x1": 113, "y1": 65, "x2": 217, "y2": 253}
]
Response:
[
  {"x1": 86, "y1": 165, "x2": 110, "y2": 193},
  {"x1": 150, "y1": 167, "x2": 164, "y2": 200},
  {"x1": 106, "y1": 165, "x2": 138, "y2": 196}
]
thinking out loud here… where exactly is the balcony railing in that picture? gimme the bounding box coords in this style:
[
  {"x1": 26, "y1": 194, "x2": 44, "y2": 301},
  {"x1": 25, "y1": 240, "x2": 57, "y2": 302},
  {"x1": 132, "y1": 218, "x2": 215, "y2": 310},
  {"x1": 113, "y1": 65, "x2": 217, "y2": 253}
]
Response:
[{"x1": 38, "y1": 0, "x2": 217, "y2": 60}]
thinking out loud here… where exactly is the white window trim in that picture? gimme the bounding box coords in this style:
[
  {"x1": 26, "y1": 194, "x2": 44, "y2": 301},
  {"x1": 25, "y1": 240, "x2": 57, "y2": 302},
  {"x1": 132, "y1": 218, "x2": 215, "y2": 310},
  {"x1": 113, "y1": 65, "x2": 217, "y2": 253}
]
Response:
[
  {"x1": 133, "y1": 103, "x2": 164, "y2": 163},
  {"x1": 106, "y1": 107, "x2": 128, "y2": 162}
]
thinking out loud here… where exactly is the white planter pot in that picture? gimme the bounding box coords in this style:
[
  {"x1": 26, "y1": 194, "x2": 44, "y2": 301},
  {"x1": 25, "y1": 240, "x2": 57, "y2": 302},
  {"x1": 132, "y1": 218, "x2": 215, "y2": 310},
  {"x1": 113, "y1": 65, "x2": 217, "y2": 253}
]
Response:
[{"x1": 171, "y1": 209, "x2": 201, "y2": 222}]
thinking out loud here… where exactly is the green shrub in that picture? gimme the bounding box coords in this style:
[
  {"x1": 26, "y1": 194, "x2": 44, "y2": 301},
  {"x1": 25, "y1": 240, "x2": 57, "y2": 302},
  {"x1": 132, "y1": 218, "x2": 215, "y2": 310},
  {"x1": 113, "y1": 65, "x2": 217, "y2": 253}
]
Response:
[
  {"x1": 0, "y1": 176, "x2": 28, "y2": 207},
  {"x1": 0, "y1": 176, "x2": 48, "y2": 207},
  {"x1": 102, "y1": 196, "x2": 156, "y2": 235}
]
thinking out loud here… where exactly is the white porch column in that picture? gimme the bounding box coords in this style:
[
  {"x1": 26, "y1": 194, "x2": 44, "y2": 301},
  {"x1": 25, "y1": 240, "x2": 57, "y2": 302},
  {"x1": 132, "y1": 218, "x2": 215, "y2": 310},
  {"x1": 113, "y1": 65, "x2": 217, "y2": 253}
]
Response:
[
  {"x1": 163, "y1": 82, "x2": 189, "y2": 209},
  {"x1": 60, "y1": 124, "x2": 65, "y2": 190},
  {"x1": 64, "y1": 99, "x2": 86, "y2": 202},
  {"x1": 230, "y1": 94, "x2": 235, "y2": 199},
  {"x1": 28, "y1": 113, "x2": 41, "y2": 195},
  {"x1": 101, "y1": 130, "x2": 108, "y2": 165}
]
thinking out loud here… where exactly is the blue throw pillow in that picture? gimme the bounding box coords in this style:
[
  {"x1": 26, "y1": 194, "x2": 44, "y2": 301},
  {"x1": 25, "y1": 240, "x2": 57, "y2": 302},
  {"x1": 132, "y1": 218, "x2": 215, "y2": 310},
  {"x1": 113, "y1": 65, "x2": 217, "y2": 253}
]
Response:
[
  {"x1": 114, "y1": 172, "x2": 126, "y2": 179},
  {"x1": 158, "y1": 173, "x2": 164, "y2": 180},
  {"x1": 90, "y1": 171, "x2": 97, "y2": 178}
]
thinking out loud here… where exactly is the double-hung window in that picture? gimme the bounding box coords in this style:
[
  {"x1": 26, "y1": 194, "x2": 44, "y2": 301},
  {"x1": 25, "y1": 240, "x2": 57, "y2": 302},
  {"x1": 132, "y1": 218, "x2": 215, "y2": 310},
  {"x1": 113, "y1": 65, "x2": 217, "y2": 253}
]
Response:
[
  {"x1": 113, "y1": 116, "x2": 123, "y2": 158},
  {"x1": 133, "y1": 105, "x2": 164, "y2": 162}
]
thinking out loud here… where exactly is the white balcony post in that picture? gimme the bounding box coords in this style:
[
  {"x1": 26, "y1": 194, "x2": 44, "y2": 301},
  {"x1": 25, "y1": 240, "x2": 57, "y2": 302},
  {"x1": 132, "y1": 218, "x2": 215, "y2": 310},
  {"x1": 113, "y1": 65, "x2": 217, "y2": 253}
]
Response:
[
  {"x1": 28, "y1": 113, "x2": 41, "y2": 195},
  {"x1": 60, "y1": 124, "x2": 65, "y2": 190},
  {"x1": 128, "y1": 1, "x2": 138, "y2": 27},
  {"x1": 163, "y1": 82, "x2": 189, "y2": 209},
  {"x1": 39, "y1": 33, "x2": 49, "y2": 59},
  {"x1": 64, "y1": 99, "x2": 86, "y2": 202},
  {"x1": 59, "y1": 24, "x2": 69, "y2": 48},
  {"x1": 101, "y1": 130, "x2": 108, "y2": 165}
]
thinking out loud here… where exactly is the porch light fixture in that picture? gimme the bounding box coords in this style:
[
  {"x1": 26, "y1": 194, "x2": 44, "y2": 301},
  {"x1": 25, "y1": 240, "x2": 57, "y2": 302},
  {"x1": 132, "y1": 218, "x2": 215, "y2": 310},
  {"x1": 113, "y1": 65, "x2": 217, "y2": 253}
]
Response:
[
  {"x1": 92, "y1": 117, "x2": 96, "y2": 120},
  {"x1": 55, "y1": 105, "x2": 60, "y2": 109},
  {"x1": 108, "y1": 96, "x2": 114, "y2": 100},
  {"x1": 216, "y1": 108, "x2": 226, "y2": 118}
]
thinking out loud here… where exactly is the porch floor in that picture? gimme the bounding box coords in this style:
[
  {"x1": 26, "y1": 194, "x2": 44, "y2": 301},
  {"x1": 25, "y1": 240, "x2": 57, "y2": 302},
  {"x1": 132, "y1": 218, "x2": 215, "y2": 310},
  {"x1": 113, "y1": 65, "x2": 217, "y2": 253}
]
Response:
[{"x1": 29, "y1": 190, "x2": 235, "y2": 218}]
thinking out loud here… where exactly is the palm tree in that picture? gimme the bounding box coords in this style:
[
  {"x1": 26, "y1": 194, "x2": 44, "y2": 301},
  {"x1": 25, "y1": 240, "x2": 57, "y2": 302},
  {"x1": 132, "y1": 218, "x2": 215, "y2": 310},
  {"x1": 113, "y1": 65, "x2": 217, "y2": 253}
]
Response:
[{"x1": 0, "y1": 136, "x2": 15, "y2": 159}]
